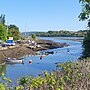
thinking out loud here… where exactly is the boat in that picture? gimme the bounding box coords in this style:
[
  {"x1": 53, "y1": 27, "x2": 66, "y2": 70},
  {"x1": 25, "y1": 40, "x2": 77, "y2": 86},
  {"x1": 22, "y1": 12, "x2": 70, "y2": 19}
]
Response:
[
  {"x1": 35, "y1": 51, "x2": 46, "y2": 56},
  {"x1": 4, "y1": 58, "x2": 24, "y2": 64},
  {"x1": 45, "y1": 51, "x2": 54, "y2": 54}
]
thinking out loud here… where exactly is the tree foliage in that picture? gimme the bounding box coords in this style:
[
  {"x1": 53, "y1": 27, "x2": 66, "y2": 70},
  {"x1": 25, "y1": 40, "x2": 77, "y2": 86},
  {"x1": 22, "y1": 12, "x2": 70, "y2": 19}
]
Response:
[
  {"x1": 0, "y1": 14, "x2": 23, "y2": 41},
  {"x1": 79, "y1": 0, "x2": 90, "y2": 22},
  {"x1": 82, "y1": 30, "x2": 90, "y2": 57},
  {"x1": 31, "y1": 34, "x2": 36, "y2": 40},
  {"x1": 79, "y1": 0, "x2": 90, "y2": 58},
  {"x1": 0, "y1": 14, "x2": 7, "y2": 41},
  {"x1": 8, "y1": 24, "x2": 22, "y2": 40},
  {"x1": 0, "y1": 23, "x2": 7, "y2": 41},
  {"x1": 0, "y1": 14, "x2": 5, "y2": 25},
  {"x1": 36, "y1": 30, "x2": 86, "y2": 37}
]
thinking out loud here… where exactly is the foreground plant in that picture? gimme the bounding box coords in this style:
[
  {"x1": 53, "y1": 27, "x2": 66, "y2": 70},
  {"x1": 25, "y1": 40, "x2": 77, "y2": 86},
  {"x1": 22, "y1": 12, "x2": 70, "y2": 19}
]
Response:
[
  {"x1": 0, "y1": 58, "x2": 90, "y2": 90},
  {"x1": 13, "y1": 59, "x2": 90, "y2": 90}
]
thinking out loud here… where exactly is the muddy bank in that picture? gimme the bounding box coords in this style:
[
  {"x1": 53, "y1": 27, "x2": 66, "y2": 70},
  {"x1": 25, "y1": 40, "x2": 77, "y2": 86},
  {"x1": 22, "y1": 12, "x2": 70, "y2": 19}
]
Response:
[
  {"x1": 35, "y1": 39, "x2": 68, "y2": 51},
  {"x1": 0, "y1": 39, "x2": 68, "y2": 60}
]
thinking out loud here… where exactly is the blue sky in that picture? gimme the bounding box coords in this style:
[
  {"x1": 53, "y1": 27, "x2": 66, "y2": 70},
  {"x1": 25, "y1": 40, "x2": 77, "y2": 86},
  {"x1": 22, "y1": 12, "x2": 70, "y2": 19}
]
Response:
[{"x1": 0, "y1": 0, "x2": 87, "y2": 32}]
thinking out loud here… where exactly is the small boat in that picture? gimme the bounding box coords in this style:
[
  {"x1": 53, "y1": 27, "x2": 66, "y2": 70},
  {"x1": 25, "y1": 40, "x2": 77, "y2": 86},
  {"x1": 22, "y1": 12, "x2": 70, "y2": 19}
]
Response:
[
  {"x1": 4, "y1": 58, "x2": 24, "y2": 64},
  {"x1": 45, "y1": 51, "x2": 54, "y2": 54},
  {"x1": 35, "y1": 51, "x2": 46, "y2": 56}
]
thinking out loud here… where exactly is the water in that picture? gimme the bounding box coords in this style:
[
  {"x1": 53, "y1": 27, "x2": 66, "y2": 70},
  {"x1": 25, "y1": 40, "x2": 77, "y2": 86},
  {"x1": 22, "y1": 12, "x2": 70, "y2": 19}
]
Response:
[{"x1": 0, "y1": 37, "x2": 82, "y2": 82}]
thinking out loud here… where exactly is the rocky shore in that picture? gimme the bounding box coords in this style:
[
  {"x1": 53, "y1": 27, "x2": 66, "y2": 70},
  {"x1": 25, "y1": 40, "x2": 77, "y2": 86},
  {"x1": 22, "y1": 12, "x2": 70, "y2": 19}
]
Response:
[{"x1": 0, "y1": 39, "x2": 68, "y2": 60}]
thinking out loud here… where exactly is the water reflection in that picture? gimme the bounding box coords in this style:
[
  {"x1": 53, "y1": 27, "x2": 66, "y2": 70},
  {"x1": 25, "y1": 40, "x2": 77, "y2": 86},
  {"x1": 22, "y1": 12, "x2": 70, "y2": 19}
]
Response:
[
  {"x1": 0, "y1": 37, "x2": 83, "y2": 81},
  {"x1": 0, "y1": 61, "x2": 7, "y2": 76}
]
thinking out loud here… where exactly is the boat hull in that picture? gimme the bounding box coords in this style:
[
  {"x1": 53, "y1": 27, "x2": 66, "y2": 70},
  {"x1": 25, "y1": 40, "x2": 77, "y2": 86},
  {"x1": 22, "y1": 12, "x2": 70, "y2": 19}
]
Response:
[{"x1": 4, "y1": 58, "x2": 24, "y2": 64}]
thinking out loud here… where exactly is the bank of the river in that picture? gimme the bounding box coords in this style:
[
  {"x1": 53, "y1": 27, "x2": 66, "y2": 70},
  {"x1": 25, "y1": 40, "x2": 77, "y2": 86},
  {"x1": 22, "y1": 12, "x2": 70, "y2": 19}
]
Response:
[
  {"x1": 0, "y1": 37, "x2": 81, "y2": 81},
  {"x1": 0, "y1": 39, "x2": 68, "y2": 60}
]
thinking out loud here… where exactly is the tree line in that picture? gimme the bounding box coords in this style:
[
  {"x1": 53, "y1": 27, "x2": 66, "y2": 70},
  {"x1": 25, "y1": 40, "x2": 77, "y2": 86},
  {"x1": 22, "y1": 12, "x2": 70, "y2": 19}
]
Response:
[
  {"x1": 35, "y1": 30, "x2": 87, "y2": 37},
  {"x1": 0, "y1": 14, "x2": 22, "y2": 41}
]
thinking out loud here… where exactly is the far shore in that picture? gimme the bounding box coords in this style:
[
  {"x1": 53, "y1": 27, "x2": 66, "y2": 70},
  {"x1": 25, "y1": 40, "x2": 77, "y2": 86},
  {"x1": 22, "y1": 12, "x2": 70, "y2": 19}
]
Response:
[
  {"x1": 38, "y1": 36, "x2": 84, "y2": 42},
  {"x1": 0, "y1": 39, "x2": 68, "y2": 60}
]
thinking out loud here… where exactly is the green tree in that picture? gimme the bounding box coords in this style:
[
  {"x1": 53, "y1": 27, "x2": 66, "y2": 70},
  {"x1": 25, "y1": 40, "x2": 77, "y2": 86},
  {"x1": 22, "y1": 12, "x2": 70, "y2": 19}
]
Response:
[
  {"x1": 31, "y1": 34, "x2": 36, "y2": 40},
  {"x1": 0, "y1": 14, "x2": 5, "y2": 25},
  {"x1": 8, "y1": 24, "x2": 22, "y2": 40},
  {"x1": 0, "y1": 23, "x2": 7, "y2": 40},
  {"x1": 79, "y1": 0, "x2": 90, "y2": 58}
]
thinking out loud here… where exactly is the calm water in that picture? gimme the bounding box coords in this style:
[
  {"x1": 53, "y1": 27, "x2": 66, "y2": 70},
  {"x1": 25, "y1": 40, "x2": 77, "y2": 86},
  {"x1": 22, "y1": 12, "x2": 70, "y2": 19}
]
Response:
[{"x1": 0, "y1": 37, "x2": 82, "y2": 82}]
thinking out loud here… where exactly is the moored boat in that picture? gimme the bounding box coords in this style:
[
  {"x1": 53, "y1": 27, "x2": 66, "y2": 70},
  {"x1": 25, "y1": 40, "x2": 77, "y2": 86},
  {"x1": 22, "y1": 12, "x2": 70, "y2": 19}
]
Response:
[{"x1": 4, "y1": 58, "x2": 24, "y2": 64}]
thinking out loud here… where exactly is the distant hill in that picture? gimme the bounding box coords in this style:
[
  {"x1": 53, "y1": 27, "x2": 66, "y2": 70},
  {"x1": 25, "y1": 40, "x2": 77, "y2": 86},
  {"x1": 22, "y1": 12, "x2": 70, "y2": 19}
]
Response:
[
  {"x1": 21, "y1": 32, "x2": 39, "y2": 36},
  {"x1": 21, "y1": 30, "x2": 87, "y2": 37}
]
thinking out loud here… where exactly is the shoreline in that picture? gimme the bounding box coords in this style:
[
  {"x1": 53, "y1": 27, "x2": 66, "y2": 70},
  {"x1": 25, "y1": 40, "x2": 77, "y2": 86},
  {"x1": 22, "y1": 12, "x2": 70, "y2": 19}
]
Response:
[{"x1": 0, "y1": 39, "x2": 68, "y2": 60}]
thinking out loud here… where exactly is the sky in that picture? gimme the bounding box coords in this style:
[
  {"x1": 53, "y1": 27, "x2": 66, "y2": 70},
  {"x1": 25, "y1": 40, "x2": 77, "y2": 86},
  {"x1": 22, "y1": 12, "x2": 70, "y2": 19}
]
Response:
[{"x1": 0, "y1": 0, "x2": 87, "y2": 32}]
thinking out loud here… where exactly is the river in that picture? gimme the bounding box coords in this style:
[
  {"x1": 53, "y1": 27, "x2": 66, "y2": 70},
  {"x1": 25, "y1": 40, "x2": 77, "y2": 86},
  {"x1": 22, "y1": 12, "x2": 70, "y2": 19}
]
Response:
[{"x1": 0, "y1": 37, "x2": 83, "y2": 82}]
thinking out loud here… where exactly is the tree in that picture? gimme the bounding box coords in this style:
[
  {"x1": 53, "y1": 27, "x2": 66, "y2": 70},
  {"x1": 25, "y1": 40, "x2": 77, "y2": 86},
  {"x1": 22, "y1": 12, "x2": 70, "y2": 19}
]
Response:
[
  {"x1": 8, "y1": 24, "x2": 22, "y2": 40},
  {"x1": 79, "y1": 0, "x2": 90, "y2": 57},
  {"x1": 0, "y1": 23, "x2": 7, "y2": 40},
  {"x1": 0, "y1": 14, "x2": 5, "y2": 25},
  {"x1": 31, "y1": 34, "x2": 36, "y2": 40}
]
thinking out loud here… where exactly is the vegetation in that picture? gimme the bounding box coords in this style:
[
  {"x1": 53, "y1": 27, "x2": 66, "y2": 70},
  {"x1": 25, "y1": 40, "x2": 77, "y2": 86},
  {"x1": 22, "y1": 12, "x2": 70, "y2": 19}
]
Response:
[
  {"x1": 0, "y1": 59, "x2": 89, "y2": 90},
  {"x1": 0, "y1": 14, "x2": 22, "y2": 41},
  {"x1": 0, "y1": 23, "x2": 7, "y2": 41},
  {"x1": 31, "y1": 34, "x2": 36, "y2": 40},
  {"x1": 79, "y1": 0, "x2": 90, "y2": 58},
  {"x1": 0, "y1": 0, "x2": 90, "y2": 90},
  {"x1": 0, "y1": 14, "x2": 5, "y2": 25},
  {"x1": 8, "y1": 24, "x2": 22, "y2": 40},
  {"x1": 0, "y1": 14, "x2": 7, "y2": 41},
  {"x1": 82, "y1": 30, "x2": 90, "y2": 57},
  {"x1": 29, "y1": 30, "x2": 86, "y2": 37}
]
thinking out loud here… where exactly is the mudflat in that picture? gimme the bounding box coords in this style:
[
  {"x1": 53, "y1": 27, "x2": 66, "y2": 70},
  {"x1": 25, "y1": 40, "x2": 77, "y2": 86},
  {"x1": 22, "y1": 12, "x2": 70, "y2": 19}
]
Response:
[{"x1": 0, "y1": 39, "x2": 68, "y2": 60}]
